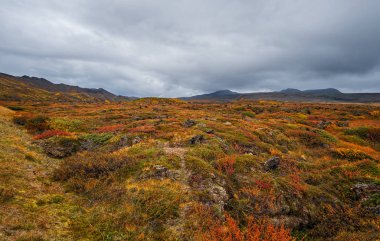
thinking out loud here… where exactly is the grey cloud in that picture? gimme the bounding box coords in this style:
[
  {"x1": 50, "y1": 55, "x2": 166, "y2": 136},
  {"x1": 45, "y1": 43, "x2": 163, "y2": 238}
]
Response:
[{"x1": 1, "y1": 0, "x2": 380, "y2": 97}]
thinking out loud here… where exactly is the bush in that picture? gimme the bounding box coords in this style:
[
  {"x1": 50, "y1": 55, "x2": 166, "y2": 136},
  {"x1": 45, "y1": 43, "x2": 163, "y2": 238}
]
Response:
[
  {"x1": 7, "y1": 106, "x2": 25, "y2": 111},
  {"x1": 216, "y1": 155, "x2": 236, "y2": 176},
  {"x1": 370, "y1": 111, "x2": 380, "y2": 118},
  {"x1": 80, "y1": 133, "x2": 114, "y2": 145},
  {"x1": 198, "y1": 214, "x2": 294, "y2": 241},
  {"x1": 242, "y1": 111, "x2": 256, "y2": 118},
  {"x1": 0, "y1": 186, "x2": 16, "y2": 203},
  {"x1": 129, "y1": 125, "x2": 155, "y2": 133},
  {"x1": 345, "y1": 127, "x2": 380, "y2": 143},
  {"x1": 315, "y1": 129, "x2": 337, "y2": 143},
  {"x1": 287, "y1": 130, "x2": 324, "y2": 148},
  {"x1": 54, "y1": 152, "x2": 128, "y2": 182},
  {"x1": 187, "y1": 146, "x2": 224, "y2": 163},
  {"x1": 25, "y1": 116, "x2": 50, "y2": 133},
  {"x1": 13, "y1": 115, "x2": 28, "y2": 126},
  {"x1": 33, "y1": 130, "x2": 71, "y2": 140},
  {"x1": 185, "y1": 155, "x2": 215, "y2": 180},
  {"x1": 130, "y1": 183, "x2": 182, "y2": 223},
  {"x1": 95, "y1": 124, "x2": 124, "y2": 133},
  {"x1": 363, "y1": 193, "x2": 380, "y2": 207},
  {"x1": 332, "y1": 148, "x2": 371, "y2": 161},
  {"x1": 234, "y1": 155, "x2": 260, "y2": 173},
  {"x1": 49, "y1": 118, "x2": 85, "y2": 132}
]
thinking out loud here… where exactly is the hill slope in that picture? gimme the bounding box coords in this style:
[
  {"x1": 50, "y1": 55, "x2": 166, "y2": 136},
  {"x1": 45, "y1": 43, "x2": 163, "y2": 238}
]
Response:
[
  {"x1": 0, "y1": 106, "x2": 81, "y2": 240},
  {"x1": 0, "y1": 73, "x2": 131, "y2": 102},
  {"x1": 0, "y1": 99, "x2": 378, "y2": 240}
]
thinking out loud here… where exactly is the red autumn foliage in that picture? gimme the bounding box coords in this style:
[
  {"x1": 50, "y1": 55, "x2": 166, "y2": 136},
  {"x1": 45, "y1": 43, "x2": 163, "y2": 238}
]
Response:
[
  {"x1": 218, "y1": 156, "x2": 236, "y2": 176},
  {"x1": 129, "y1": 125, "x2": 155, "y2": 133},
  {"x1": 198, "y1": 214, "x2": 294, "y2": 241},
  {"x1": 33, "y1": 130, "x2": 71, "y2": 140},
  {"x1": 255, "y1": 180, "x2": 272, "y2": 191},
  {"x1": 289, "y1": 173, "x2": 306, "y2": 195},
  {"x1": 95, "y1": 124, "x2": 124, "y2": 133}
]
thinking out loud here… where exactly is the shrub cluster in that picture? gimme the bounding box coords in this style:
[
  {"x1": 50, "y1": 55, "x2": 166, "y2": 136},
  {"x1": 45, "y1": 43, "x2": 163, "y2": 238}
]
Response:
[
  {"x1": 95, "y1": 124, "x2": 124, "y2": 133},
  {"x1": 33, "y1": 130, "x2": 71, "y2": 140},
  {"x1": 54, "y1": 152, "x2": 128, "y2": 182},
  {"x1": 332, "y1": 148, "x2": 371, "y2": 161},
  {"x1": 345, "y1": 127, "x2": 380, "y2": 143},
  {"x1": 287, "y1": 130, "x2": 325, "y2": 148},
  {"x1": 13, "y1": 115, "x2": 49, "y2": 133}
]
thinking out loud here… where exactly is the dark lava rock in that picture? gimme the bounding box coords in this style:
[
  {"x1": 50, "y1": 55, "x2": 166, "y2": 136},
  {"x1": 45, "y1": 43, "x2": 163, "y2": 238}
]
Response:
[
  {"x1": 205, "y1": 129, "x2": 215, "y2": 134},
  {"x1": 183, "y1": 119, "x2": 196, "y2": 128},
  {"x1": 264, "y1": 156, "x2": 280, "y2": 171},
  {"x1": 190, "y1": 135, "x2": 204, "y2": 145}
]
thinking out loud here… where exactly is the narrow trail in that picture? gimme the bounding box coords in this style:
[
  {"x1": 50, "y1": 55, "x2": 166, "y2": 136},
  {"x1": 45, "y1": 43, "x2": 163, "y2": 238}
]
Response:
[
  {"x1": 0, "y1": 106, "x2": 78, "y2": 241},
  {"x1": 164, "y1": 147, "x2": 189, "y2": 185},
  {"x1": 163, "y1": 147, "x2": 193, "y2": 239}
]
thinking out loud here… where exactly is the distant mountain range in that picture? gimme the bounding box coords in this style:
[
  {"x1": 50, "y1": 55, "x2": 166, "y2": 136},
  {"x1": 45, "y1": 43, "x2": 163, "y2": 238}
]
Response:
[
  {"x1": 1, "y1": 72, "x2": 380, "y2": 103},
  {"x1": 182, "y1": 88, "x2": 380, "y2": 103},
  {"x1": 0, "y1": 73, "x2": 133, "y2": 102}
]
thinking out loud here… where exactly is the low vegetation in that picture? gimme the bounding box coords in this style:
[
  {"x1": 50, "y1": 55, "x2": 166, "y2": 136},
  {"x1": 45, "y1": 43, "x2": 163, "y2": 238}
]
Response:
[{"x1": 0, "y1": 99, "x2": 379, "y2": 240}]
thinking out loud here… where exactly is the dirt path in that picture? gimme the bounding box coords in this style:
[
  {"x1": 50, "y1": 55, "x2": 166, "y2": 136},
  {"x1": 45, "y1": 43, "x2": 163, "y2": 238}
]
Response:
[
  {"x1": 164, "y1": 147, "x2": 194, "y2": 237},
  {"x1": 0, "y1": 106, "x2": 78, "y2": 241},
  {"x1": 164, "y1": 147, "x2": 190, "y2": 184}
]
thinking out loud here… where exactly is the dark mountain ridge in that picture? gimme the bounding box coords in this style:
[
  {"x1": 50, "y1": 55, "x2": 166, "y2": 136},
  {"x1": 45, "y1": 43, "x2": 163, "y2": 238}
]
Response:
[
  {"x1": 18, "y1": 75, "x2": 125, "y2": 101},
  {"x1": 182, "y1": 88, "x2": 380, "y2": 103},
  {"x1": 0, "y1": 73, "x2": 133, "y2": 102}
]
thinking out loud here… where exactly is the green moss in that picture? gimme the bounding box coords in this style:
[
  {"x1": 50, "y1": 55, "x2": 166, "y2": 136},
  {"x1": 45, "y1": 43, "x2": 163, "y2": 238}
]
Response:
[
  {"x1": 332, "y1": 148, "x2": 371, "y2": 161},
  {"x1": 345, "y1": 127, "x2": 380, "y2": 143},
  {"x1": 7, "y1": 106, "x2": 25, "y2": 111},
  {"x1": 185, "y1": 155, "x2": 214, "y2": 178},
  {"x1": 234, "y1": 155, "x2": 259, "y2": 173},
  {"x1": 356, "y1": 160, "x2": 380, "y2": 176},
  {"x1": 344, "y1": 127, "x2": 370, "y2": 138},
  {"x1": 242, "y1": 111, "x2": 256, "y2": 118},
  {"x1": 315, "y1": 129, "x2": 338, "y2": 143},
  {"x1": 49, "y1": 118, "x2": 86, "y2": 132},
  {"x1": 80, "y1": 133, "x2": 113, "y2": 145},
  {"x1": 36, "y1": 194, "x2": 64, "y2": 206},
  {"x1": 187, "y1": 145, "x2": 224, "y2": 163},
  {"x1": 131, "y1": 184, "x2": 182, "y2": 223},
  {"x1": 363, "y1": 193, "x2": 380, "y2": 207}
]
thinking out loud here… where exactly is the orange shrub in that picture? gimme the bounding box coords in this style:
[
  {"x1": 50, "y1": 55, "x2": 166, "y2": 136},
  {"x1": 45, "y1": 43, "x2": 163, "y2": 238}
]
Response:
[
  {"x1": 198, "y1": 214, "x2": 294, "y2": 241},
  {"x1": 95, "y1": 124, "x2": 124, "y2": 133},
  {"x1": 217, "y1": 156, "x2": 236, "y2": 176},
  {"x1": 289, "y1": 173, "x2": 306, "y2": 195},
  {"x1": 33, "y1": 130, "x2": 71, "y2": 140},
  {"x1": 332, "y1": 148, "x2": 371, "y2": 161},
  {"x1": 255, "y1": 180, "x2": 272, "y2": 191},
  {"x1": 129, "y1": 125, "x2": 155, "y2": 133}
]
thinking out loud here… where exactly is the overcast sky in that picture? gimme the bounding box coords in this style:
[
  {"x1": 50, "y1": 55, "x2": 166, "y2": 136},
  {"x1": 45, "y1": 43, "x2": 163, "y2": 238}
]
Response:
[{"x1": 1, "y1": 0, "x2": 380, "y2": 97}]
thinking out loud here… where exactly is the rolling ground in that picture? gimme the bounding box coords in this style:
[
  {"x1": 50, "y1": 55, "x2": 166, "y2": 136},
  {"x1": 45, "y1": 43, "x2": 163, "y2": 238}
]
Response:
[{"x1": 0, "y1": 99, "x2": 379, "y2": 240}]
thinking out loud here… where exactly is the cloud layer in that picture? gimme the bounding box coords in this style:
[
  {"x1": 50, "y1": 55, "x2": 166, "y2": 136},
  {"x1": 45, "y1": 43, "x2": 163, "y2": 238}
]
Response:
[{"x1": 1, "y1": 0, "x2": 380, "y2": 97}]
